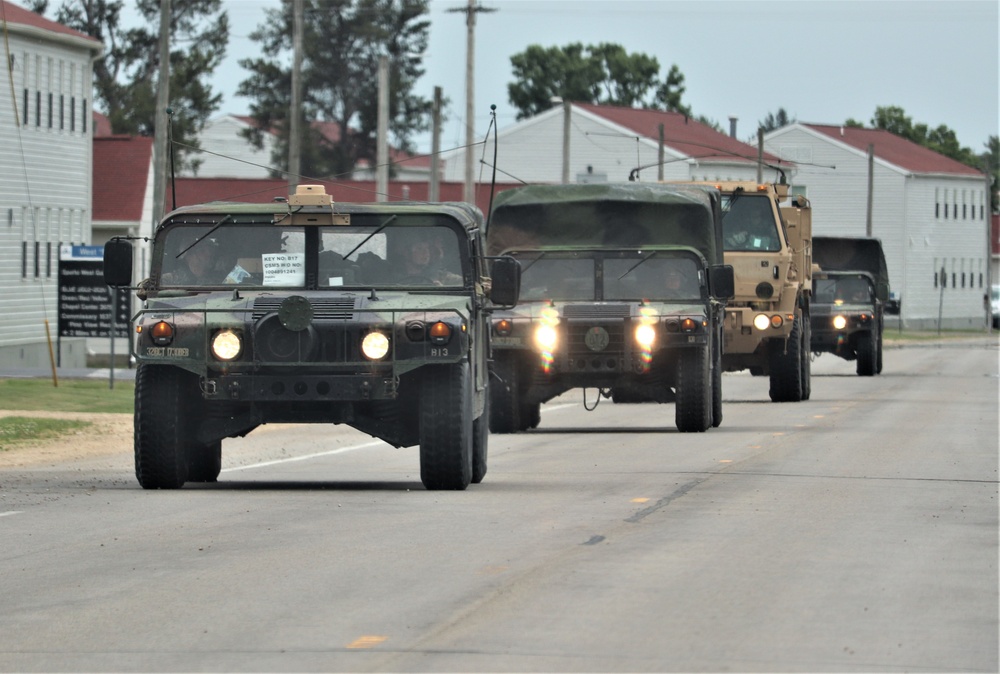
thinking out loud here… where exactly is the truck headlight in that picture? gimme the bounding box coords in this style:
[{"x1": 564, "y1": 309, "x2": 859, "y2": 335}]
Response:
[
  {"x1": 634, "y1": 323, "x2": 656, "y2": 349},
  {"x1": 534, "y1": 324, "x2": 558, "y2": 351},
  {"x1": 211, "y1": 329, "x2": 243, "y2": 361},
  {"x1": 361, "y1": 331, "x2": 390, "y2": 360},
  {"x1": 753, "y1": 314, "x2": 771, "y2": 331},
  {"x1": 832, "y1": 315, "x2": 847, "y2": 330}
]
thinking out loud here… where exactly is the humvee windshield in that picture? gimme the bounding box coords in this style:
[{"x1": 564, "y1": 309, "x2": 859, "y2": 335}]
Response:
[
  {"x1": 515, "y1": 251, "x2": 703, "y2": 302},
  {"x1": 159, "y1": 220, "x2": 464, "y2": 289},
  {"x1": 721, "y1": 194, "x2": 781, "y2": 252},
  {"x1": 813, "y1": 274, "x2": 874, "y2": 305}
]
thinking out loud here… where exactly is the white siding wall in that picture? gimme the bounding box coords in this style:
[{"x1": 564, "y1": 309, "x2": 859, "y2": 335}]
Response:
[
  {"x1": 0, "y1": 29, "x2": 96, "y2": 366},
  {"x1": 186, "y1": 115, "x2": 275, "y2": 178},
  {"x1": 765, "y1": 126, "x2": 989, "y2": 329},
  {"x1": 442, "y1": 107, "x2": 769, "y2": 186}
]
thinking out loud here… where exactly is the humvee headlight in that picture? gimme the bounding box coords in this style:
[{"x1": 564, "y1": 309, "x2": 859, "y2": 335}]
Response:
[
  {"x1": 211, "y1": 329, "x2": 243, "y2": 361},
  {"x1": 361, "y1": 332, "x2": 390, "y2": 360},
  {"x1": 494, "y1": 318, "x2": 513, "y2": 336},
  {"x1": 832, "y1": 315, "x2": 848, "y2": 330},
  {"x1": 150, "y1": 320, "x2": 174, "y2": 346},
  {"x1": 753, "y1": 314, "x2": 771, "y2": 331},
  {"x1": 534, "y1": 324, "x2": 558, "y2": 351},
  {"x1": 634, "y1": 324, "x2": 656, "y2": 349},
  {"x1": 428, "y1": 321, "x2": 452, "y2": 345}
]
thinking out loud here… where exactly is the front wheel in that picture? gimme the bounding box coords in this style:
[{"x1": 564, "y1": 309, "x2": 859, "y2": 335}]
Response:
[
  {"x1": 676, "y1": 346, "x2": 711, "y2": 432},
  {"x1": 769, "y1": 314, "x2": 804, "y2": 402},
  {"x1": 419, "y1": 363, "x2": 473, "y2": 490},
  {"x1": 489, "y1": 356, "x2": 521, "y2": 434},
  {"x1": 134, "y1": 364, "x2": 194, "y2": 489},
  {"x1": 856, "y1": 330, "x2": 878, "y2": 376}
]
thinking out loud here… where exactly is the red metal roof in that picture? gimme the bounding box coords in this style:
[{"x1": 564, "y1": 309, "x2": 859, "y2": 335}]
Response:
[
  {"x1": 804, "y1": 124, "x2": 982, "y2": 177},
  {"x1": 166, "y1": 178, "x2": 521, "y2": 216},
  {"x1": 577, "y1": 102, "x2": 788, "y2": 167},
  {"x1": 93, "y1": 136, "x2": 153, "y2": 222},
  {"x1": 0, "y1": 0, "x2": 102, "y2": 45}
]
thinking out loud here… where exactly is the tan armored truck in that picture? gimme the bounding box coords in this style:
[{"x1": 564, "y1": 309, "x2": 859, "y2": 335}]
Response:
[
  {"x1": 103, "y1": 185, "x2": 520, "y2": 491},
  {"x1": 672, "y1": 181, "x2": 812, "y2": 401}
]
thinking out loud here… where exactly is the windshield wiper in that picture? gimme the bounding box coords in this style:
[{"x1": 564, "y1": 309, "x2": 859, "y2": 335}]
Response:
[
  {"x1": 343, "y1": 215, "x2": 397, "y2": 260},
  {"x1": 617, "y1": 251, "x2": 659, "y2": 280},
  {"x1": 518, "y1": 251, "x2": 548, "y2": 274},
  {"x1": 175, "y1": 215, "x2": 233, "y2": 258}
]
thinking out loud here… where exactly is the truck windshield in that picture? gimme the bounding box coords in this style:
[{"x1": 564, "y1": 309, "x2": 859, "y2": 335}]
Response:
[
  {"x1": 813, "y1": 275, "x2": 874, "y2": 305},
  {"x1": 515, "y1": 252, "x2": 702, "y2": 301},
  {"x1": 721, "y1": 194, "x2": 781, "y2": 252},
  {"x1": 159, "y1": 221, "x2": 464, "y2": 289}
]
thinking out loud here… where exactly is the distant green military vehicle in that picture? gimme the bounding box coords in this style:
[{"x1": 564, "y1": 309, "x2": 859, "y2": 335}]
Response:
[
  {"x1": 810, "y1": 236, "x2": 889, "y2": 376},
  {"x1": 104, "y1": 185, "x2": 520, "y2": 490},
  {"x1": 485, "y1": 183, "x2": 734, "y2": 433}
]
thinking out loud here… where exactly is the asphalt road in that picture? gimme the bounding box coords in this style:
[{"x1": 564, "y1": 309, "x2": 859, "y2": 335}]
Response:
[{"x1": 1, "y1": 340, "x2": 997, "y2": 673}]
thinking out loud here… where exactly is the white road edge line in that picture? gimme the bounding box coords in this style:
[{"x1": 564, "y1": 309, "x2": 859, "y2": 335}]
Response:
[
  {"x1": 222, "y1": 403, "x2": 576, "y2": 473},
  {"x1": 221, "y1": 440, "x2": 385, "y2": 473},
  {"x1": 0, "y1": 511, "x2": 24, "y2": 518}
]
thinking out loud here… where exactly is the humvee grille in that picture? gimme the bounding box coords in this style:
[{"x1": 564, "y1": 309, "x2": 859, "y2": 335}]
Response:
[
  {"x1": 252, "y1": 296, "x2": 357, "y2": 321},
  {"x1": 562, "y1": 304, "x2": 630, "y2": 319}
]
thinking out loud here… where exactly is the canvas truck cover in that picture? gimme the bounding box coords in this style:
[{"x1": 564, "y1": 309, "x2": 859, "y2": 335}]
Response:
[
  {"x1": 487, "y1": 183, "x2": 723, "y2": 265},
  {"x1": 813, "y1": 236, "x2": 889, "y2": 302}
]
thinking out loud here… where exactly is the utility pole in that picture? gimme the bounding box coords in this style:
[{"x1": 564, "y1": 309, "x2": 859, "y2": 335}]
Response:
[
  {"x1": 429, "y1": 87, "x2": 442, "y2": 201},
  {"x1": 376, "y1": 55, "x2": 389, "y2": 202},
  {"x1": 288, "y1": 0, "x2": 303, "y2": 192},
  {"x1": 449, "y1": 1, "x2": 495, "y2": 205},
  {"x1": 151, "y1": 0, "x2": 171, "y2": 230},
  {"x1": 866, "y1": 144, "x2": 875, "y2": 237}
]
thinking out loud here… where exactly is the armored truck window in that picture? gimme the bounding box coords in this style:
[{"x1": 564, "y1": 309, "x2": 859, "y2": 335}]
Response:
[{"x1": 722, "y1": 195, "x2": 781, "y2": 252}]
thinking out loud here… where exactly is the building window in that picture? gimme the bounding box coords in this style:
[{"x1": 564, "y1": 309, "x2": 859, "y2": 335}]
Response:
[
  {"x1": 46, "y1": 242, "x2": 52, "y2": 277},
  {"x1": 59, "y1": 94, "x2": 64, "y2": 129},
  {"x1": 70, "y1": 97, "x2": 76, "y2": 131},
  {"x1": 34, "y1": 242, "x2": 40, "y2": 278},
  {"x1": 82, "y1": 99, "x2": 88, "y2": 133},
  {"x1": 22, "y1": 88, "x2": 28, "y2": 125},
  {"x1": 961, "y1": 272, "x2": 966, "y2": 288},
  {"x1": 47, "y1": 92, "x2": 53, "y2": 128},
  {"x1": 35, "y1": 91, "x2": 40, "y2": 126},
  {"x1": 953, "y1": 203, "x2": 957, "y2": 219},
  {"x1": 951, "y1": 272, "x2": 956, "y2": 288},
  {"x1": 980, "y1": 273, "x2": 984, "y2": 288}
]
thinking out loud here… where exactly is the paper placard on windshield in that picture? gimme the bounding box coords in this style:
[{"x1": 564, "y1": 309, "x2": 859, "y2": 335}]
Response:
[{"x1": 262, "y1": 252, "x2": 305, "y2": 287}]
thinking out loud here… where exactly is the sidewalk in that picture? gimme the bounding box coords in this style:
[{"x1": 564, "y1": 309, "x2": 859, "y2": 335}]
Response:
[{"x1": 1, "y1": 366, "x2": 136, "y2": 381}]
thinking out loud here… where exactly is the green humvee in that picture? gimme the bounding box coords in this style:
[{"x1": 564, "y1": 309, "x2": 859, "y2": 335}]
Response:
[
  {"x1": 104, "y1": 186, "x2": 520, "y2": 491},
  {"x1": 485, "y1": 183, "x2": 734, "y2": 433},
  {"x1": 810, "y1": 236, "x2": 890, "y2": 376}
]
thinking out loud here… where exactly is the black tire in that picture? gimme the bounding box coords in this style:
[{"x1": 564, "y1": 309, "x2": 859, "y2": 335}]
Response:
[
  {"x1": 711, "y1": 335, "x2": 723, "y2": 428},
  {"x1": 134, "y1": 364, "x2": 192, "y2": 489},
  {"x1": 419, "y1": 362, "x2": 473, "y2": 490},
  {"x1": 876, "y1": 323, "x2": 884, "y2": 374},
  {"x1": 769, "y1": 314, "x2": 804, "y2": 402},
  {"x1": 472, "y1": 391, "x2": 489, "y2": 485},
  {"x1": 520, "y1": 402, "x2": 541, "y2": 430},
  {"x1": 800, "y1": 316, "x2": 812, "y2": 401},
  {"x1": 187, "y1": 440, "x2": 221, "y2": 483},
  {"x1": 856, "y1": 330, "x2": 877, "y2": 376},
  {"x1": 676, "y1": 346, "x2": 711, "y2": 432},
  {"x1": 489, "y1": 356, "x2": 521, "y2": 434}
]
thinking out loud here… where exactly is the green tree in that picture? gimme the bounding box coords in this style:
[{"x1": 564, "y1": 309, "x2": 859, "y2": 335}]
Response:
[
  {"x1": 34, "y1": 0, "x2": 228, "y2": 173},
  {"x1": 759, "y1": 108, "x2": 795, "y2": 133},
  {"x1": 238, "y1": 0, "x2": 433, "y2": 179},
  {"x1": 507, "y1": 42, "x2": 690, "y2": 120}
]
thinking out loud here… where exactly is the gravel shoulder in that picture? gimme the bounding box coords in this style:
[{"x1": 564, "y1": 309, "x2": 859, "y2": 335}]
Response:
[{"x1": 0, "y1": 411, "x2": 132, "y2": 469}]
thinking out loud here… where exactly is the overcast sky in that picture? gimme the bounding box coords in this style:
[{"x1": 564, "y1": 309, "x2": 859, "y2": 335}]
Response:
[{"x1": 199, "y1": 0, "x2": 998, "y2": 154}]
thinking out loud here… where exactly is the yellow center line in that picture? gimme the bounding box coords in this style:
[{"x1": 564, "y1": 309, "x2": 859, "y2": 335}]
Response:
[{"x1": 347, "y1": 635, "x2": 388, "y2": 649}]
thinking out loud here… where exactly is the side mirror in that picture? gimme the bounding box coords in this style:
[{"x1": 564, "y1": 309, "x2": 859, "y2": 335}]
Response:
[
  {"x1": 103, "y1": 238, "x2": 134, "y2": 287},
  {"x1": 489, "y1": 256, "x2": 521, "y2": 307},
  {"x1": 709, "y1": 264, "x2": 735, "y2": 300},
  {"x1": 885, "y1": 298, "x2": 901, "y2": 315}
]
